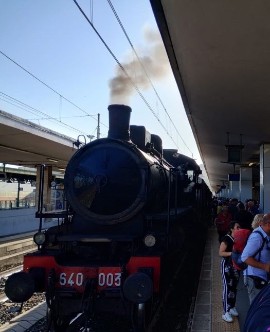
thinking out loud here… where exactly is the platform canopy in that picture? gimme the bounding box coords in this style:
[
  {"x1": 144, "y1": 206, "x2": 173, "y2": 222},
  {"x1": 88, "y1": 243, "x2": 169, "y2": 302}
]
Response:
[
  {"x1": 0, "y1": 110, "x2": 76, "y2": 171},
  {"x1": 150, "y1": 0, "x2": 270, "y2": 193}
]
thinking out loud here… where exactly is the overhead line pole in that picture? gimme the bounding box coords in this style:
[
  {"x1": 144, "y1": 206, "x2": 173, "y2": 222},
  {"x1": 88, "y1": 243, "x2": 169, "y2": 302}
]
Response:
[{"x1": 97, "y1": 113, "x2": 100, "y2": 139}]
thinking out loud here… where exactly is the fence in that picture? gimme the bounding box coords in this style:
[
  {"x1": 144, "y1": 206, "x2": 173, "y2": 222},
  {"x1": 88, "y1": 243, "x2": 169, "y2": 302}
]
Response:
[{"x1": 0, "y1": 198, "x2": 36, "y2": 210}]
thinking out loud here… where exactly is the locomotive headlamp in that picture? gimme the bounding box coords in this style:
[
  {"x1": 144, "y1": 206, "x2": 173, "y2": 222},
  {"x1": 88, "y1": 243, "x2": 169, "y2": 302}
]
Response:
[
  {"x1": 144, "y1": 234, "x2": 156, "y2": 247},
  {"x1": 33, "y1": 231, "x2": 46, "y2": 245}
]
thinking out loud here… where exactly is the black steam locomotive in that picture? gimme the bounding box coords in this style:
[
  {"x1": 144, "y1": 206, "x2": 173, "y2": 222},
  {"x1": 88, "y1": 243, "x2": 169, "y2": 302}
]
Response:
[{"x1": 5, "y1": 104, "x2": 211, "y2": 331}]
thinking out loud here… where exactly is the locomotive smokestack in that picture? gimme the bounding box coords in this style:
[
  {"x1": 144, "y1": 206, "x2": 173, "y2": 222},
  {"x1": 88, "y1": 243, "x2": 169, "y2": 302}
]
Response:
[{"x1": 108, "y1": 104, "x2": 132, "y2": 141}]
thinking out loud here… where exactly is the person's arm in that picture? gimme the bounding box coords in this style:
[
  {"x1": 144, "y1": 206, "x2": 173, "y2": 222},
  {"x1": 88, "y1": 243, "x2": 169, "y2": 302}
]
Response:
[
  {"x1": 243, "y1": 257, "x2": 270, "y2": 272},
  {"x1": 219, "y1": 241, "x2": 231, "y2": 258},
  {"x1": 242, "y1": 232, "x2": 270, "y2": 272}
]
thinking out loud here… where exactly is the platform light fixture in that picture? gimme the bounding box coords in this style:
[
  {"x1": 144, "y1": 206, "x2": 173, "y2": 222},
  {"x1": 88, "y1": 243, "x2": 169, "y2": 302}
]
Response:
[
  {"x1": 224, "y1": 132, "x2": 244, "y2": 164},
  {"x1": 47, "y1": 158, "x2": 58, "y2": 163}
]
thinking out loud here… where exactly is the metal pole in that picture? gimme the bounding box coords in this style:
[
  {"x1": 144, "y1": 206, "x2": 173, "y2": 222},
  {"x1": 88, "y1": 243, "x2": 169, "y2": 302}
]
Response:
[
  {"x1": 38, "y1": 165, "x2": 45, "y2": 233},
  {"x1": 97, "y1": 113, "x2": 100, "y2": 139},
  {"x1": 16, "y1": 180, "x2": 20, "y2": 208}
]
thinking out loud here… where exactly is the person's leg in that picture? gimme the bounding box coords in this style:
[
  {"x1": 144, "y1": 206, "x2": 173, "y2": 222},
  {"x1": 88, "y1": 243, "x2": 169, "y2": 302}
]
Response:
[
  {"x1": 221, "y1": 260, "x2": 233, "y2": 322},
  {"x1": 228, "y1": 269, "x2": 240, "y2": 316},
  {"x1": 246, "y1": 277, "x2": 261, "y2": 304}
]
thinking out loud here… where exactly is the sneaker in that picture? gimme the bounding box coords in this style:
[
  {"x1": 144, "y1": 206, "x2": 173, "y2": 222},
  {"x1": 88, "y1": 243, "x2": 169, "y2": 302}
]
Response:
[
  {"x1": 229, "y1": 307, "x2": 239, "y2": 317},
  {"x1": 222, "y1": 311, "x2": 233, "y2": 322}
]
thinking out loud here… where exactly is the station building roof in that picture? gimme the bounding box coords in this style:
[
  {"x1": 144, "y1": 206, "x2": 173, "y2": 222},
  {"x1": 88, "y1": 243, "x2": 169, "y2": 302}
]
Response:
[
  {"x1": 0, "y1": 109, "x2": 76, "y2": 171},
  {"x1": 150, "y1": 0, "x2": 270, "y2": 192}
]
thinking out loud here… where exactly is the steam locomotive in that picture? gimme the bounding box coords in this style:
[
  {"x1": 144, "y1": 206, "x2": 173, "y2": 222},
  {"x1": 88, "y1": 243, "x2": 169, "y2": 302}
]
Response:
[{"x1": 5, "y1": 104, "x2": 211, "y2": 331}]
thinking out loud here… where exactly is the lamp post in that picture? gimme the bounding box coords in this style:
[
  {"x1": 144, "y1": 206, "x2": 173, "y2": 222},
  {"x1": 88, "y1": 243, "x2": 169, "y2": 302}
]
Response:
[
  {"x1": 16, "y1": 180, "x2": 20, "y2": 208},
  {"x1": 16, "y1": 179, "x2": 24, "y2": 208}
]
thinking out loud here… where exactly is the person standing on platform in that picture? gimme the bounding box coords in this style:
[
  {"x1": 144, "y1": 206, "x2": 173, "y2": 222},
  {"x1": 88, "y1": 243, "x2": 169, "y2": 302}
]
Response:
[
  {"x1": 217, "y1": 201, "x2": 223, "y2": 215},
  {"x1": 215, "y1": 205, "x2": 233, "y2": 243},
  {"x1": 242, "y1": 213, "x2": 265, "y2": 287},
  {"x1": 247, "y1": 199, "x2": 260, "y2": 216},
  {"x1": 219, "y1": 221, "x2": 241, "y2": 323},
  {"x1": 241, "y1": 213, "x2": 270, "y2": 304},
  {"x1": 235, "y1": 202, "x2": 253, "y2": 230},
  {"x1": 228, "y1": 198, "x2": 239, "y2": 219},
  {"x1": 251, "y1": 213, "x2": 264, "y2": 230},
  {"x1": 211, "y1": 197, "x2": 218, "y2": 224}
]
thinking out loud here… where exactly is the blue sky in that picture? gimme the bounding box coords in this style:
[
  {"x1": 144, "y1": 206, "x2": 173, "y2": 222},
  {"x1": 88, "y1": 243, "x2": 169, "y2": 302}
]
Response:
[{"x1": 0, "y1": 0, "x2": 202, "y2": 164}]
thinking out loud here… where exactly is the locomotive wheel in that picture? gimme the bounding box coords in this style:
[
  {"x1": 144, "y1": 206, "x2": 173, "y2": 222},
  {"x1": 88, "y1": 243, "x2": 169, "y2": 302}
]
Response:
[
  {"x1": 132, "y1": 303, "x2": 146, "y2": 332},
  {"x1": 46, "y1": 306, "x2": 71, "y2": 332}
]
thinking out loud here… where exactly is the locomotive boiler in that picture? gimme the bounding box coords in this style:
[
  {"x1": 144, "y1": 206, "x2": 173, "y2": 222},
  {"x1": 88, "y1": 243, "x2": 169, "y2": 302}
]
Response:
[{"x1": 5, "y1": 104, "x2": 211, "y2": 331}]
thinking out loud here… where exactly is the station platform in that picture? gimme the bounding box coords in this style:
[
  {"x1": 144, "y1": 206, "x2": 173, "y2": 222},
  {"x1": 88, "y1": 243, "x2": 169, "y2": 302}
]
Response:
[
  {"x1": 191, "y1": 227, "x2": 249, "y2": 332},
  {"x1": 0, "y1": 207, "x2": 59, "y2": 238},
  {"x1": 0, "y1": 227, "x2": 250, "y2": 332},
  {"x1": 0, "y1": 302, "x2": 46, "y2": 332}
]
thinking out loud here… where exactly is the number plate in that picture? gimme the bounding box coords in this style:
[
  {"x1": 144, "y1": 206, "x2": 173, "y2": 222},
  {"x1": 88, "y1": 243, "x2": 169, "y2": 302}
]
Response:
[
  {"x1": 98, "y1": 267, "x2": 122, "y2": 290},
  {"x1": 58, "y1": 267, "x2": 96, "y2": 290},
  {"x1": 56, "y1": 266, "x2": 122, "y2": 292}
]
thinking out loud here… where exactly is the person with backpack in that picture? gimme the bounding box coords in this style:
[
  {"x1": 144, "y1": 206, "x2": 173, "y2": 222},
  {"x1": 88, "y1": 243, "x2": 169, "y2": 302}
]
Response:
[
  {"x1": 241, "y1": 213, "x2": 270, "y2": 304},
  {"x1": 219, "y1": 221, "x2": 241, "y2": 323}
]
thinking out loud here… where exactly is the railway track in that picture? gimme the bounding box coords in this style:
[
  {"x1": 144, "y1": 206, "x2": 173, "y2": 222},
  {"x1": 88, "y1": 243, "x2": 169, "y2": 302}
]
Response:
[
  {"x1": 0, "y1": 236, "x2": 46, "y2": 331},
  {"x1": 0, "y1": 264, "x2": 45, "y2": 330},
  {"x1": 0, "y1": 234, "x2": 36, "y2": 271}
]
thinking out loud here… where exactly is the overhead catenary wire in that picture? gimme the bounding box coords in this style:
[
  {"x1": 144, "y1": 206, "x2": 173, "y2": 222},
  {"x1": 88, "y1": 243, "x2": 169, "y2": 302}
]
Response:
[
  {"x1": 0, "y1": 50, "x2": 100, "y2": 121},
  {"x1": 73, "y1": 0, "x2": 180, "y2": 150},
  {"x1": 74, "y1": 0, "x2": 194, "y2": 157},
  {"x1": 0, "y1": 91, "x2": 92, "y2": 136},
  {"x1": 0, "y1": 50, "x2": 108, "y2": 130},
  {"x1": 1, "y1": 3, "x2": 194, "y2": 156},
  {"x1": 106, "y1": 0, "x2": 193, "y2": 156}
]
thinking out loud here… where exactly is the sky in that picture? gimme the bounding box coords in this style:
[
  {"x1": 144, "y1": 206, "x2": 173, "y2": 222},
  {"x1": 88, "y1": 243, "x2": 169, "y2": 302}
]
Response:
[{"x1": 0, "y1": 0, "x2": 202, "y2": 165}]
